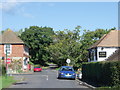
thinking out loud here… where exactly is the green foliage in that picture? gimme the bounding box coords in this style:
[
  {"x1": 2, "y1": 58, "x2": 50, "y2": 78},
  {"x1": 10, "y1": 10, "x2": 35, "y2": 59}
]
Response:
[
  {"x1": 34, "y1": 64, "x2": 40, "y2": 67},
  {"x1": 46, "y1": 27, "x2": 82, "y2": 67},
  {"x1": 28, "y1": 61, "x2": 34, "y2": 65},
  {"x1": 2, "y1": 76, "x2": 16, "y2": 88},
  {"x1": 80, "y1": 29, "x2": 112, "y2": 62},
  {"x1": 96, "y1": 85, "x2": 120, "y2": 90},
  {"x1": 2, "y1": 64, "x2": 6, "y2": 75},
  {"x1": 20, "y1": 26, "x2": 54, "y2": 65},
  {"x1": 82, "y1": 61, "x2": 120, "y2": 86},
  {"x1": 19, "y1": 25, "x2": 115, "y2": 68}
]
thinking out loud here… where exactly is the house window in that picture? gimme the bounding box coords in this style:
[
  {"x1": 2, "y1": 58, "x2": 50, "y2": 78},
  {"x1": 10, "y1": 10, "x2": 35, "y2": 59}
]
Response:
[
  {"x1": 2, "y1": 57, "x2": 4, "y2": 60},
  {"x1": 90, "y1": 51, "x2": 94, "y2": 61},
  {"x1": 99, "y1": 52, "x2": 106, "y2": 58},
  {"x1": 24, "y1": 58, "x2": 27, "y2": 65},
  {"x1": 4, "y1": 44, "x2": 12, "y2": 55}
]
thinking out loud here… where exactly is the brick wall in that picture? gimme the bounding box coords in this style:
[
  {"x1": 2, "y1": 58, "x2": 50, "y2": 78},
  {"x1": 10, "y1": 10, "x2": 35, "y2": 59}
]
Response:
[
  {"x1": 1, "y1": 44, "x2": 24, "y2": 58},
  {"x1": 1, "y1": 45, "x2": 4, "y2": 58}
]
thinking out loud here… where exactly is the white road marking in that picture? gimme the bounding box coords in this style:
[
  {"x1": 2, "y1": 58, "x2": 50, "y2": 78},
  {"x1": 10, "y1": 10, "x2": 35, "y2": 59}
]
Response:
[
  {"x1": 41, "y1": 75, "x2": 48, "y2": 80},
  {"x1": 46, "y1": 75, "x2": 48, "y2": 80}
]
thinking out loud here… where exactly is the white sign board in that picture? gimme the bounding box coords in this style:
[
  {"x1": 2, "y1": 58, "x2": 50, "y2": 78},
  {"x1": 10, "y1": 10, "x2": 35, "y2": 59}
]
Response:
[{"x1": 66, "y1": 59, "x2": 71, "y2": 64}]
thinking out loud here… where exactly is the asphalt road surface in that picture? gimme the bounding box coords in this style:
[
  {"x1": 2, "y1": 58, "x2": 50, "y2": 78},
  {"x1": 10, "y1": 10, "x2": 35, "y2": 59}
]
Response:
[{"x1": 9, "y1": 69, "x2": 90, "y2": 89}]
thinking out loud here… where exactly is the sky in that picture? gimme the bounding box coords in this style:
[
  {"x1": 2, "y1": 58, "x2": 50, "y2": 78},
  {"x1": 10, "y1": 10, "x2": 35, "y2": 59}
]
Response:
[{"x1": 0, "y1": 1, "x2": 119, "y2": 32}]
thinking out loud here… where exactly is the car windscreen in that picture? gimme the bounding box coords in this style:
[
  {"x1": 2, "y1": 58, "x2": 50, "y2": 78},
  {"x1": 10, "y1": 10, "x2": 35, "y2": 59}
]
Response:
[{"x1": 61, "y1": 67, "x2": 74, "y2": 71}]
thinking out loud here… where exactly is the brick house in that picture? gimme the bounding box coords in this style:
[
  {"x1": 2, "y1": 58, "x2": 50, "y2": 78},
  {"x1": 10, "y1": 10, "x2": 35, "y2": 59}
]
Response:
[
  {"x1": 0, "y1": 29, "x2": 30, "y2": 72},
  {"x1": 88, "y1": 30, "x2": 120, "y2": 62}
]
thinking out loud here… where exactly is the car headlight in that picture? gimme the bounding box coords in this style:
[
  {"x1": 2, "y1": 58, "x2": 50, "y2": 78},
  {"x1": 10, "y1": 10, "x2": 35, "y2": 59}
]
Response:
[
  {"x1": 73, "y1": 73, "x2": 76, "y2": 75},
  {"x1": 61, "y1": 73, "x2": 64, "y2": 74}
]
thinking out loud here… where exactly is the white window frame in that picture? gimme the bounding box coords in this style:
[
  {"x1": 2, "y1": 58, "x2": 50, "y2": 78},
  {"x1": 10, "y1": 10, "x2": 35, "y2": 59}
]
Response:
[{"x1": 4, "y1": 44, "x2": 12, "y2": 55}]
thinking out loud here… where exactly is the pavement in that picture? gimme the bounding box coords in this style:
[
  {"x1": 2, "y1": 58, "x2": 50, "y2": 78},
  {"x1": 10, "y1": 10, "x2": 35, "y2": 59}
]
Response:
[
  {"x1": 10, "y1": 71, "x2": 34, "y2": 84},
  {"x1": 76, "y1": 79, "x2": 96, "y2": 89},
  {"x1": 12, "y1": 75, "x2": 25, "y2": 82}
]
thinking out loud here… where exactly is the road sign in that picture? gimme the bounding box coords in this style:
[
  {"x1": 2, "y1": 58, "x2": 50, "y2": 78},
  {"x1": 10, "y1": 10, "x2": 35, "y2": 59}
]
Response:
[
  {"x1": 5, "y1": 58, "x2": 11, "y2": 64},
  {"x1": 66, "y1": 59, "x2": 71, "y2": 64}
]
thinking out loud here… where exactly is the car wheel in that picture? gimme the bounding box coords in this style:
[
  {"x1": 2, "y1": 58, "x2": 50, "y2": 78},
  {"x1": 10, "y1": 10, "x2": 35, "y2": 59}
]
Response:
[
  {"x1": 57, "y1": 77, "x2": 60, "y2": 79},
  {"x1": 72, "y1": 78, "x2": 75, "y2": 80}
]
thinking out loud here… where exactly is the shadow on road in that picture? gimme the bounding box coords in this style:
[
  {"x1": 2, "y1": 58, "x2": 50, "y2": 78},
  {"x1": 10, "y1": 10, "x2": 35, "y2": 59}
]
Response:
[
  {"x1": 57, "y1": 78, "x2": 76, "y2": 81},
  {"x1": 13, "y1": 82, "x2": 28, "y2": 85}
]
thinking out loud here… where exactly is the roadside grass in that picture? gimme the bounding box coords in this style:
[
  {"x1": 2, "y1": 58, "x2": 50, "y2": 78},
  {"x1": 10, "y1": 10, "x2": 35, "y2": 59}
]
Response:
[
  {"x1": 55, "y1": 67, "x2": 60, "y2": 71},
  {"x1": 34, "y1": 64, "x2": 40, "y2": 67},
  {"x1": 42, "y1": 66, "x2": 49, "y2": 70},
  {"x1": 0, "y1": 75, "x2": 16, "y2": 89},
  {"x1": 46, "y1": 62, "x2": 55, "y2": 65},
  {"x1": 0, "y1": 76, "x2": 2, "y2": 90},
  {"x1": 95, "y1": 85, "x2": 120, "y2": 90}
]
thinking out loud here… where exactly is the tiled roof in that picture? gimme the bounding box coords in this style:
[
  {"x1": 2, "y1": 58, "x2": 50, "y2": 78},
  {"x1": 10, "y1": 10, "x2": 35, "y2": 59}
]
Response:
[
  {"x1": 0, "y1": 29, "x2": 24, "y2": 44},
  {"x1": 90, "y1": 30, "x2": 120, "y2": 48}
]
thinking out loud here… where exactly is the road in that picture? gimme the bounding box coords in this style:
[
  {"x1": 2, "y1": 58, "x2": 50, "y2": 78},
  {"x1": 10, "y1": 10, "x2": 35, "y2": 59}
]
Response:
[{"x1": 9, "y1": 69, "x2": 90, "y2": 89}]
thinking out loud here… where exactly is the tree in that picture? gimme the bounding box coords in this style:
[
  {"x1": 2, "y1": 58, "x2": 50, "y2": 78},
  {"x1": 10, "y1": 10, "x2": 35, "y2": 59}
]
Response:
[
  {"x1": 20, "y1": 25, "x2": 116, "y2": 68},
  {"x1": 46, "y1": 27, "x2": 82, "y2": 68},
  {"x1": 20, "y1": 26, "x2": 54, "y2": 65}
]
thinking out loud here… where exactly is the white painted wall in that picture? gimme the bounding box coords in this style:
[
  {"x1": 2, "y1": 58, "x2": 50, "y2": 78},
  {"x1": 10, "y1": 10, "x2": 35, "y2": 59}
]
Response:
[
  {"x1": 97, "y1": 47, "x2": 118, "y2": 61},
  {"x1": 12, "y1": 57, "x2": 22, "y2": 60}
]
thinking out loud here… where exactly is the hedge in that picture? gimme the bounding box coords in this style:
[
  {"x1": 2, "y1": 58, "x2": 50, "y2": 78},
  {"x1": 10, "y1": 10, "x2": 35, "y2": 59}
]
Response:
[{"x1": 82, "y1": 61, "x2": 120, "y2": 86}]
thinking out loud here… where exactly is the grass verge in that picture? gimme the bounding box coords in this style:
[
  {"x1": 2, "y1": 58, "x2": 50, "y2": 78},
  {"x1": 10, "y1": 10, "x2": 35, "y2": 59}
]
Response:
[
  {"x1": 95, "y1": 85, "x2": 120, "y2": 90},
  {"x1": 55, "y1": 67, "x2": 60, "y2": 71},
  {"x1": 42, "y1": 66, "x2": 49, "y2": 70},
  {"x1": 0, "y1": 75, "x2": 17, "y2": 89}
]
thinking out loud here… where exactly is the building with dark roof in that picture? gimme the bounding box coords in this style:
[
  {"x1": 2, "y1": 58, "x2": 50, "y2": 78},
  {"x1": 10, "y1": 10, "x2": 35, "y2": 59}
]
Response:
[{"x1": 88, "y1": 30, "x2": 120, "y2": 62}]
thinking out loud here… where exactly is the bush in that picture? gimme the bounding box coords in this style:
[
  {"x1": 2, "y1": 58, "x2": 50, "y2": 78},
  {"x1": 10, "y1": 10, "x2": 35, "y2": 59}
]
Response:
[
  {"x1": 96, "y1": 85, "x2": 120, "y2": 90},
  {"x1": 34, "y1": 64, "x2": 40, "y2": 67},
  {"x1": 2, "y1": 64, "x2": 6, "y2": 75},
  {"x1": 28, "y1": 61, "x2": 34, "y2": 65},
  {"x1": 82, "y1": 61, "x2": 120, "y2": 86}
]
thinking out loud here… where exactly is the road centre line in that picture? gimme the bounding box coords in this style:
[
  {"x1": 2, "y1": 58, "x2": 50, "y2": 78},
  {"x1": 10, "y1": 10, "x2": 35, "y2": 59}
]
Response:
[{"x1": 41, "y1": 75, "x2": 48, "y2": 80}]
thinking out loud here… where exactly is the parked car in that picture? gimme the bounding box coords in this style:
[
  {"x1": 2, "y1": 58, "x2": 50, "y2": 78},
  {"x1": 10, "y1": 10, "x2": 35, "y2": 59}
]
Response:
[
  {"x1": 57, "y1": 66, "x2": 76, "y2": 80},
  {"x1": 34, "y1": 66, "x2": 42, "y2": 72}
]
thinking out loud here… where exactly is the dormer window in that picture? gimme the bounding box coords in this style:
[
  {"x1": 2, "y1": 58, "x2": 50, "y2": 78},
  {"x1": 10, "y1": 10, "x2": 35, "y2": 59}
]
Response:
[{"x1": 4, "y1": 44, "x2": 12, "y2": 55}]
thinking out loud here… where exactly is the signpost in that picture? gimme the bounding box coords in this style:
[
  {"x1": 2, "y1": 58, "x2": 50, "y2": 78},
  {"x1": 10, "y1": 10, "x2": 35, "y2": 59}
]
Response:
[
  {"x1": 5, "y1": 50, "x2": 11, "y2": 76},
  {"x1": 4, "y1": 58, "x2": 11, "y2": 64},
  {"x1": 6, "y1": 58, "x2": 11, "y2": 64},
  {"x1": 6, "y1": 50, "x2": 8, "y2": 77},
  {"x1": 66, "y1": 59, "x2": 71, "y2": 66}
]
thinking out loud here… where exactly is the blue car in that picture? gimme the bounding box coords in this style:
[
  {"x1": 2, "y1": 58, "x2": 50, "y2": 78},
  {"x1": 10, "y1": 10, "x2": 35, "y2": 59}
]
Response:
[{"x1": 57, "y1": 66, "x2": 76, "y2": 80}]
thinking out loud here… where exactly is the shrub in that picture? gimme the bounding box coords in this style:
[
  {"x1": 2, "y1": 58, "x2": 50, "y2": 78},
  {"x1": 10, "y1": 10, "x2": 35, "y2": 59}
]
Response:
[
  {"x1": 2, "y1": 64, "x2": 6, "y2": 75},
  {"x1": 28, "y1": 61, "x2": 34, "y2": 65},
  {"x1": 82, "y1": 61, "x2": 120, "y2": 86}
]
